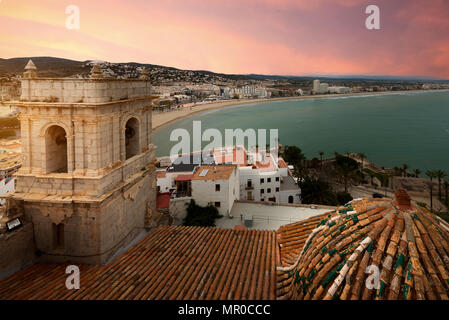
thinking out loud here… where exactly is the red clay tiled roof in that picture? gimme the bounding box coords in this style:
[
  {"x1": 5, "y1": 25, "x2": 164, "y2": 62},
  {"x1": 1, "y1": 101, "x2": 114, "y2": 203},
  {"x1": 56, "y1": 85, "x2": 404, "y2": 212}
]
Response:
[
  {"x1": 0, "y1": 226, "x2": 278, "y2": 300},
  {"x1": 277, "y1": 212, "x2": 336, "y2": 267},
  {"x1": 276, "y1": 193, "x2": 449, "y2": 300},
  {"x1": 156, "y1": 192, "x2": 171, "y2": 209},
  {"x1": 175, "y1": 174, "x2": 194, "y2": 181},
  {"x1": 278, "y1": 158, "x2": 288, "y2": 169}
]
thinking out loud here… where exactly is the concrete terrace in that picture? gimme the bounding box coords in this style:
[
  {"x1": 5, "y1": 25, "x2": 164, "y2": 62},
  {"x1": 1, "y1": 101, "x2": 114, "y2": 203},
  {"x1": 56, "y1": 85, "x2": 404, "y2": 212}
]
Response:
[{"x1": 218, "y1": 201, "x2": 334, "y2": 230}]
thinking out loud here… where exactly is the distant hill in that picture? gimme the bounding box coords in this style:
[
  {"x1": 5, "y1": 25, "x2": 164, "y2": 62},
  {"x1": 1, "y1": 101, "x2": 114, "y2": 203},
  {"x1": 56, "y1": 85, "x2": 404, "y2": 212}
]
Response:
[
  {"x1": 0, "y1": 56, "x2": 254, "y2": 81},
  {"x1": 0, "y1": 57, "x2": 90, "y2": 77},
  {"x1": 1, "y1": 56, "x2": 447, "y2": 83}
]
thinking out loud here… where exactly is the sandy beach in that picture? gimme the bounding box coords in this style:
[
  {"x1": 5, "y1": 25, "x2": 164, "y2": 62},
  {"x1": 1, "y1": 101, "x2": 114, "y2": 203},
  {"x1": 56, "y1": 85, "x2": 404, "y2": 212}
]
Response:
[{"x1": 152, "y1": 89, "x2": 447, "y2": 132}]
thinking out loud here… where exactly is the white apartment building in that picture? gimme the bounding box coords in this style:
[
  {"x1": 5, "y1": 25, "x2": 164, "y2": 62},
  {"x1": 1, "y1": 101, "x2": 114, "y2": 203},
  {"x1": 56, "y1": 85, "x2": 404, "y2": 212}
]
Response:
[
  {"x1": 319, "y1": 82, "x2": 329, "y2": 94},
  {"x1": 221, "y1": 86, "x2": 270, "y2": 99},
  {"x1": 191, "y1": 165, "x2": 239, "y2": 217},
  {"x1": 237, "y1": 149, "x2": 301, "y2": 204},
  {"x1": 313, "y1": 80, "x2": 321, "y2": 93},
  {"x1": 328, "y1": 86, "x2": 351, "y2": 94}
]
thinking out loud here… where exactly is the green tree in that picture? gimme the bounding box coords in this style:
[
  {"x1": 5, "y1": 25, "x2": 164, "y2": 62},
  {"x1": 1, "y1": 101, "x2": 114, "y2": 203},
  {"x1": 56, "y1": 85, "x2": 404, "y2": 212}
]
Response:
[
  {"x1": 282, "y1": 145, "x2": 305, "y2": 167},
  {"x1": 413, "y1": 169, "x2": 421, "y2": 178},
  {"x1": 435, "y1": 170, "x2": 447, "y2": 200},
  {"x1": 319, "y1": 151, "x2": 324, "y2": 169},
  {"x1": 402, "y1": 164, "x2": 409, "y2": 177},
  {"x1": 379, "y1": 172, "x2": 393, "y2": 196},
  {"x1": 334, "y1": 153, "x2": 360, "y2": 193},
  {"x1": 183, "y1": 200, "x2": 223, "y2": 227},
  {"x1": 336, "y1": 192, "x2": 353, "y2": 205},
  {"x1": 299, "y1": 178, "x2": 338, "y2": 206},
  {"x1": 443, "y1": 180, "x2": 449, "y2": 206},
  {"x1": 426, "y1": 170, "x2": 437, "y2": 212}
]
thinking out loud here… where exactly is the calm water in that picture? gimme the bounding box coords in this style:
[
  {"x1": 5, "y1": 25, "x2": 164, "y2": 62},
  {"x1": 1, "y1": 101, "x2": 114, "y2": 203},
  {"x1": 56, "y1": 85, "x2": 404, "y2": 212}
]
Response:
[{"x1": 153, "y1": 91, "x2": 449, "y2": 173}]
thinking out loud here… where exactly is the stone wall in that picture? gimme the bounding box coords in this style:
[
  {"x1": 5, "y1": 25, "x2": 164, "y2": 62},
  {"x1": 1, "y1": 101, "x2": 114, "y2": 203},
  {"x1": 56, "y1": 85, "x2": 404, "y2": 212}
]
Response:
[
  {"x1": 169, "y1": 197, "x2": 191, "y2": 226},
  {"x1": 22, "y1": 166, "x2": 157, "y2": 264},
  {"x1": 0, "y1": 222, "x2": 35, "y2": 278},
  {"x1": 20, "y1": 78, "x2": 152, "y2": 103}
]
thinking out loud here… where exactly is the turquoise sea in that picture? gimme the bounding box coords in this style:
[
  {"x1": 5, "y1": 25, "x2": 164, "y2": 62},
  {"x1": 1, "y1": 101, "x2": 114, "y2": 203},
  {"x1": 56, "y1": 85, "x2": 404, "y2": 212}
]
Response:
[{"x1": 153, "y1": 91, "x2": 449, "y2": 173}]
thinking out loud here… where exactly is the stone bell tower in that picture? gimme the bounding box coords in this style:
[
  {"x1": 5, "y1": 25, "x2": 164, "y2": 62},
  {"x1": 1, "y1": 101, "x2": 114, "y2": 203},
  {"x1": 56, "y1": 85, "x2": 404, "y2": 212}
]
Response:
[{"x1": 8, "y1": 60, "x2": 158, "y2": 264}]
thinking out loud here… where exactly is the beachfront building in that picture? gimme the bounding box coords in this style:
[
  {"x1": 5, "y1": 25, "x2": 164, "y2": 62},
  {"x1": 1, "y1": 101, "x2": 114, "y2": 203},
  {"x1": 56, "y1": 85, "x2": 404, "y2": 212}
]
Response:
[
  {"x1": 221, "y1": 85, "x2": 270, "y2": 99},
  {"x1": 313, "y1": 79, "x2": 321, "y2": 94},
  {"x1": 319, "y1": 82, "x2": 329, "y2": 93},
  {"x1": 328, "y1": 86, "x2": 351, "y2": 94},
  {"x1": 191, "y1": 165, "x2": 239, "y2": 217}
]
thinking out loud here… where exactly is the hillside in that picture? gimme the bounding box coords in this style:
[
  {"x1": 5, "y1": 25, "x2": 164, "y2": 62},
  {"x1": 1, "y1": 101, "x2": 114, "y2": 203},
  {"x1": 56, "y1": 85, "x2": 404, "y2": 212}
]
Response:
[{"x1": 0, "y1": 56, "x2": 254, "y2": 83}]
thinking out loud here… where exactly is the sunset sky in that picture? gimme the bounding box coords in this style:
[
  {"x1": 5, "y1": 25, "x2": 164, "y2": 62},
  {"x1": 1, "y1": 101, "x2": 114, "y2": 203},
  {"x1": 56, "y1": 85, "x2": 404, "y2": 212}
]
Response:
[{"x1": 0, "y1": 0, "x2": 448, "y2": 78}]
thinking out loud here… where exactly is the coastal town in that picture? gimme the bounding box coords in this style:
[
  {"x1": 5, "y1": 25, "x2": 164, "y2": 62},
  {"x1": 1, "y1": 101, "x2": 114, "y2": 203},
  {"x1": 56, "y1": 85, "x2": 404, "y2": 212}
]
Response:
[{"x1": 0, "y1": 60, "x2": 448, "y2": 304}]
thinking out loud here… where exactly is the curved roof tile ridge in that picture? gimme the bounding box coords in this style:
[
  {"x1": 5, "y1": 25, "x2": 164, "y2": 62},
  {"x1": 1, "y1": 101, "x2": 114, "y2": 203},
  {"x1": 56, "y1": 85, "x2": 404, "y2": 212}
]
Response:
[{"x1": 276, "y1": 189, "x2": 449, "y2": 300}]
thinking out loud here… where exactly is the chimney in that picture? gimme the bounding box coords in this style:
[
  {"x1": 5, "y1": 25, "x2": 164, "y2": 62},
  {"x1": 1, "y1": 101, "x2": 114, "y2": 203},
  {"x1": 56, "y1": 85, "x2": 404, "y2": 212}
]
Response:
[{"x1": 394, "y1": 188, "x2": 412, "y2": 210}]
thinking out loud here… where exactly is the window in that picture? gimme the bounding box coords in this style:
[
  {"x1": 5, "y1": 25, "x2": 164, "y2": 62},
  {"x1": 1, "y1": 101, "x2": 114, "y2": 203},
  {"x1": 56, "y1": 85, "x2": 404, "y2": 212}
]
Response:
[
  {"x1": 247, "y1": 179, "x2": 252, "y2": 187},
  {"x1": 276, "y1": 187, "x2": 279, "y2": 192},
  {"x1": 215, "y1": 184, "x2": 220, "y2": 192},
  {"x1": 267, "y1": 178, "x2": 271, "y2": 183},
  {"x1": 288, "y1": 196, "x2": 294, "y2": 204},
  {"x1": 260, "y1": 178, "x2": 264, "y2": 184},
  {"x1": 261, "y1": 198, "x2": 265, "y2": 201},
  {"x1": 267, "y1": 188, "x2": 271, "y2": 193},
  {"x1": 261, "y1": 189, "x2": 265, "y2": 194},
  {"x1": 276, "y1": 177, "x2": 280, "y2": 182},
  {"x1": 214, "y1": 202, "x2": 221, "y2": 208}
]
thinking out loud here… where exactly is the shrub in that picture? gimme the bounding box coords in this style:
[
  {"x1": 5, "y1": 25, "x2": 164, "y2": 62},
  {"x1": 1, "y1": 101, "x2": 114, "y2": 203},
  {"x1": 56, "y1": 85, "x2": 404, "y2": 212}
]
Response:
[
  {"x1": 183, "y1": 199, "x2": 223, "y2": 227},
  {"x1": 336, "y1": 192, "x2": 353, "y2": 205}
]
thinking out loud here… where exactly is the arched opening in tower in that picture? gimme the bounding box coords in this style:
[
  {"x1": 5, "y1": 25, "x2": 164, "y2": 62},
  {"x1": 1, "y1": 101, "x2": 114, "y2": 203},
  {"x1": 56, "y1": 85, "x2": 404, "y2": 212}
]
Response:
[
  {"x1": 45, "y1": 125, "x2": 68, "y2": 173},
  {"x1": 125, "y1": 118, "x2": 140, "y2": 160}
]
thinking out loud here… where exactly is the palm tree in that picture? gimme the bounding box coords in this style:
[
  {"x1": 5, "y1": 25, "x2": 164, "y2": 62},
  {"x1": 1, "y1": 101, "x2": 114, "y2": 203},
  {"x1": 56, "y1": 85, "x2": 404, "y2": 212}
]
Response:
[
  {"x1": 426, "y1": 170, "x2": 436, "y2": 212},
  {"x1": 334, "y1": 153, "x2": 359, "y2": 193},
  {"x1": 402, "y1": 164, "x2": 409, "y2": 177},
  {"x1": 358, "y1": 153, "x2": 366, "y2": 171},
  {"x1": 319, "y1": 151, "x2": 324, "y2": 169},
  {"x1": 443, "y1": 180, "x2": 449, "y2": 206},
  {"x1": 380, "y1": 173, "x2": 392, "y2": 196},
  {"x1": 413, "y1": 169, "x2": 421, "y2": 178},
  {"x1": 435, "y1": 170, "x2": 447, "y2": 200}
]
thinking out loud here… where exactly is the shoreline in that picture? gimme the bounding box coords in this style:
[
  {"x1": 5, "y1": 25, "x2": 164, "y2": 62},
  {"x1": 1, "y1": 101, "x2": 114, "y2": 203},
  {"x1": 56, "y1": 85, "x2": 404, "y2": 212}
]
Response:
[{"x1": 152, "y1": 89, "x2": 448, "y2": 132}]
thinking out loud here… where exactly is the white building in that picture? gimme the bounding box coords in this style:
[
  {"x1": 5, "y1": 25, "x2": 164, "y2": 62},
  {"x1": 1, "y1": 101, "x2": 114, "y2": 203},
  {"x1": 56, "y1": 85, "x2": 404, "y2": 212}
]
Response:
[
  {"x1": 319, "y1": 82, "x2": 329, "y2": 94},
  {"x1": 222, "y1": 86, "x2": 270, "y2": 99},
  {"x1": 313, "y1": 80, "x2": 321, "y2": 94},
  {"x1": 0, "y1": 177, "x2": 15, "y2": 205},
  {"x1": 191, "y1": 165, "x2": 240, "y2": 217},
  {"x1": 328, "y1": 86, "x2": 351, "y2": 94},
  {"x1": 214, "y1": 147, "x2": 302, "y2": 205}
]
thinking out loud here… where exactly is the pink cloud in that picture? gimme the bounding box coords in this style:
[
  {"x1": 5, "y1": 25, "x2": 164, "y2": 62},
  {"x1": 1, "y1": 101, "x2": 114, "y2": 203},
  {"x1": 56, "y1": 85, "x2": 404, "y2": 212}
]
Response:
[{"x1": 0, "y1": 0, "x2": 448, "y2": 78}]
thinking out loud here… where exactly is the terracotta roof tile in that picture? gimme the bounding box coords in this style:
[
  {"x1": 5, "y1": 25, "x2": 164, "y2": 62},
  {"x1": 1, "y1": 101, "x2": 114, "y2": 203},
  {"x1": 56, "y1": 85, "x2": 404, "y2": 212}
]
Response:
[
  {"x1": 0, "y1": 226, "x2": 277, "y2": 300},
  {"x1": 275, "y1": 190, "x2": 449, "y2": 300},
  {"x1": 192, "y1": 165, "x2": 236, "y2": 181}
]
